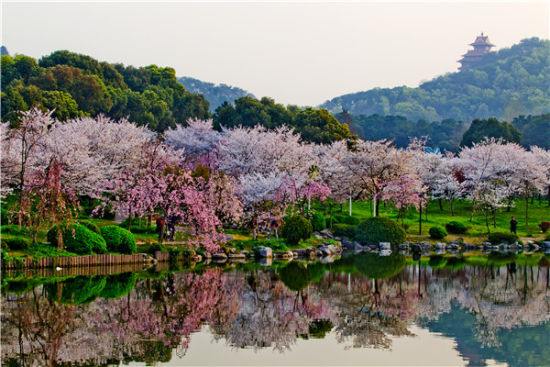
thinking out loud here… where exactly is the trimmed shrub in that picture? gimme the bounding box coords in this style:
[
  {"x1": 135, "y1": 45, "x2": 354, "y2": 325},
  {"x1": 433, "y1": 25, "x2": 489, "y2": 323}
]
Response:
[
  {"x1": 281, "y1": 215, "x2": 313, "y2": 245},
  {"x1": 333, "y1": 214, "x2": 360, "y2": 225},
  {"x1": 48, "y1": 224, "x2": 107, "y2": 254},
  {"x1": 332, "y1": 223, "x2": 356, "y2": 239},
  {"x1": 100, "y1": 226, "x2": 136, "y2": 254},
  {"x1": 310, "y1": 211, "x2": 327, "y2": 232},
  {"x1": 539, "y1": 221, "x2": 550, "y2": 233},
  {"x1": 78, "y1": 220, "x2": 100, "y2": 234},
  {"x1": 488, "y1": 232, "x2": 520, "y2": 245},
  {"x1": 354, "y1": 217, "x2": 406, "y2": 245},
  {"x1": 446, "y1": 221, "x2": 467, "y2": 234},
  {"x1": 3, "y1": 237, "x2": 30, "y2": 251},
  {"x1": 429, "y1": 226, "x2": 447, "y2": 239}
]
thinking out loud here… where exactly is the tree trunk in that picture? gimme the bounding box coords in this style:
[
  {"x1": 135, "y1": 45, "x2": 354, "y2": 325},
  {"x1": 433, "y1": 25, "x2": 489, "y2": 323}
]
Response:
[
  {"x1": 128, "y1": 215, "x2": 132, "y2": 230},
  {"x1": 419, "y1": 200, "x2": 422, "y2": 235},
  {"x1": 450, "y1": 199, "x2": 455, "y2": 216},
  {"x1": 526, "y1": 195, "x2": 529, "y2": 227},
  {"x1": 438, "y1": 198, "x2": 443, "y2": 212}
]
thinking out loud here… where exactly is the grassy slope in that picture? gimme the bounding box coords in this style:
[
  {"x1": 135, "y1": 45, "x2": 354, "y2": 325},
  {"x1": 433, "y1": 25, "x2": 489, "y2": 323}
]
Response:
[{"x1": 332, "y1": 198, "x2": 549, "y2": 244}]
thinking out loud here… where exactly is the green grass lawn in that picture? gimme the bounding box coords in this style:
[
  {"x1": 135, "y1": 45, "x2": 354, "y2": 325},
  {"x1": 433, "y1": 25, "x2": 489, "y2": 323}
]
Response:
[{"x1": 319, "y1": 198, "x2": 549, "y2": 244}]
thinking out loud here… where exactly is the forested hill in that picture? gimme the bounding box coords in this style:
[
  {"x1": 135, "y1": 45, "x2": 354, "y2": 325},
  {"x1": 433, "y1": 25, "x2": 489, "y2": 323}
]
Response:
[
  {"x1": 321, "y1": 38, "x2": 550, "y2": 122},
  {"x1": 177, "y1": 76, "x2": 254, "y2": 112},
  {"x1": 1, "y1": 50, "x2": 211, "y2": 132}
]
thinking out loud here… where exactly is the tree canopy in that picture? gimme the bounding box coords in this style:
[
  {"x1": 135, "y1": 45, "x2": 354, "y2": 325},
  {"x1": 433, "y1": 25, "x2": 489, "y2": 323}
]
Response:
[
  {"x1": 213, "y1": 96, "x2": 355, "y2": 144},
  {"x1": 1, "y1": 50, "x2": 210, "y2": 131},
  {"x1": 461, "y1": 117, "x2": 522, "y2": 147}
]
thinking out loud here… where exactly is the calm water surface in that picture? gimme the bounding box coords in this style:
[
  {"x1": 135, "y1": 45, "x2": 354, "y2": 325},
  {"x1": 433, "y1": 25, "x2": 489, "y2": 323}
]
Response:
[{"x1": 2, "y1": 252, "x2": 549, "y2": 367}]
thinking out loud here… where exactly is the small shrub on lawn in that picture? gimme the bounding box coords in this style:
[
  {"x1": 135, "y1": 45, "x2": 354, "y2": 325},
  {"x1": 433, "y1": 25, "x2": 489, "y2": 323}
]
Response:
[
  {"x1": 281, "y1": 216, "x2": 313, "y2": 246},
  {"x1": 539, "y1": 221, "x2": 550, "y2": 233},
  {"x1": 488, "y1": 232, "x2": 520, "y2": 245},
  {"x1": 355, "y1": 217, "x2": 406, "y2": 245},
  {"x1": 100, "y1": 226, "x2": 136, "y2": 254},
  {"x1": 3, "y1": 237, "x2": 31, "y2": 251},
  {"x1": 429, "y1": 226, "x2": 447, "y2": 239},
  {"x1": 446, "y1": 221, "x2": 467, "y2": 234}
]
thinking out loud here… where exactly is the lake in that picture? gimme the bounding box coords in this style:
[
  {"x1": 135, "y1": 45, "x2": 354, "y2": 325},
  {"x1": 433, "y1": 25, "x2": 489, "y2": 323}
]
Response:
[{"x1": 2, "y1": 252, "x2": 549, "y2": 367}]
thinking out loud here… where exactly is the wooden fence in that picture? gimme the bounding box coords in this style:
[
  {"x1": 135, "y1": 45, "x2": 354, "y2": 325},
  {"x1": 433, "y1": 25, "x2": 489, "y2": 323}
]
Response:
[{"x1": 2, "y1": 253, "x2": 157, "y2": 270}]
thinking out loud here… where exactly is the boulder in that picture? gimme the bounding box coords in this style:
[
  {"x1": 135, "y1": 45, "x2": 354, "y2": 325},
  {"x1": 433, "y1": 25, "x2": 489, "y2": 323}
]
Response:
[
  {"x1": 379, "y1": 242, "x2": 391, "y2": 250},
  {"x1": 254, "y1": 246, "x2": 273, "y2": 258},
  {"x1": 320, "y1": 229, "x2": 334, "y2": 239},
  {"x1": 380, "y1": 249, "x2": 392, "y2": 256},
  {"x1": 275, "y1": 251, "x2": 294, "y2": 260},
  {"x1": 542, "y1": 241, "x2": 550, "y2": 248},
  {"x1": 212, "y1": 252, "x2": 228, "y2": 260},
  {"x1": 435, "y1": 242, "x2": 446, "y2": 249}
]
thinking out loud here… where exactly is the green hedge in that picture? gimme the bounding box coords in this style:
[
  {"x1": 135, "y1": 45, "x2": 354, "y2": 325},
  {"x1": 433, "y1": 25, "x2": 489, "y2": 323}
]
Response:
[
  {"x1": 47, "y1": 224, "x2": 107, "y2": 255},
  {"x1": 429, "y1": 226, "x2": 448, "y2": 239},
  {"x1": 333, "y1": 214, "x2": 360, "y2": 225},
  {"x1": 281, "y1": 215, "x2": 313, "y2": 245},
  {"x1": 100, "y1": 226, "x2": 136, "y2": 254},
  {"x1": 488, "y1": 232, "x2": 520, "y2": 244},
  {"x1": 354, "y1": 217, "x2": 405, "y2": 245},
  {"x1": 78, "y1": 220, "x2": 100, "y2": 234},
  {"x1": 332, "y1": 223, "x2": 356, "y2": 239},
  {"x1": 445, "y1": 221, "x2": 467, "y2": 234},
  {"x1": 2, "y1": 237, "x2": 30, "y2": 251},
  {"x1": 310, "y1": 211, "x2": 327, "y2": 232}
]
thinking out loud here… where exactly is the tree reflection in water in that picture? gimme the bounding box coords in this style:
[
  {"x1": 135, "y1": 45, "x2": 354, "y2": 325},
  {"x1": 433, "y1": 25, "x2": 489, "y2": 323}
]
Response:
[{"x1": 1, "y1": 256, "x2": 549, "y2": 366}]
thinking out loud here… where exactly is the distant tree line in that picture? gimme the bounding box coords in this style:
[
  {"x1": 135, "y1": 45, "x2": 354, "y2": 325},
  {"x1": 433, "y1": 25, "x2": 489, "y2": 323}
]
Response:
[
  {"x1": 322, "y1": 38, "x2": 550, "y2": 123},
  {"x1": 1, "y1": 50, "x2": 354, "y2": 144},
  {"x1": 337, "y1": 112, "x2": 549, "y2": 151},
  {"x1": 177, "y1": 76, "x2": 255, "y2": 112},
  {"x1": 214, "y1": 96, "x2": 355, "y2": 144}
]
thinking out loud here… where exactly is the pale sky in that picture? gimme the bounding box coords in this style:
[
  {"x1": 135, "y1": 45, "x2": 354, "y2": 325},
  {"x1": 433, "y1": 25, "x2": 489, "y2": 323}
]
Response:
[{"x1": 2, "y1": 1, "x2": 549, "y2": 106}]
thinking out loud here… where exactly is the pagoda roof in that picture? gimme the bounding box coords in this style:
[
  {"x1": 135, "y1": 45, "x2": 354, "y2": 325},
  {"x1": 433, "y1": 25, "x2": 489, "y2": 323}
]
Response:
[{"x1": 469, "y1": 33, "x2": 495, "y2": 47}]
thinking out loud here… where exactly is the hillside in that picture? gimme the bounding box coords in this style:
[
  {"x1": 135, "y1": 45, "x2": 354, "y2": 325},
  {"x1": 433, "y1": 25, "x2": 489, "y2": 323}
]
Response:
[
  {"x1": 177, "y1": 76, "x2": 254, "y2": 112},
  {"x1": 322, "y1": 38, "x2": 550, "y2": 122},
  {"x1": 1, "y1": 50, "x2": 210, "y2": 132}
]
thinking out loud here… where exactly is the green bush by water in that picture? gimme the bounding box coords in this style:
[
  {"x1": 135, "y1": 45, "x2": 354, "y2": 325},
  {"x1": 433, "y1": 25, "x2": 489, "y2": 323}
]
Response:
[
  {"x1": 488, "y1": 232, "x2": 520, "y2": 244},
  {"x1": 309, "y1": 211, "x2": 327, "y2": 232},
  {"x1": 354, "y1": 217, "x2": 405, "y2": 245},
  {"x1": 100, "y1": 226, "x2": 137, "y2": 254},
  {"x1": 333, "y1": 214, "x2": 360, "y2": 225},
  {"x1": 429, "y1": 226, "x2": 448, "y2": 239},
  {"x1": 281, "y1": 215, "x2": 313, "y2": 245},
  {"x1": 332, "y1": 223, "x2": 356, "y2": 239},
  {"x1": 48, "y1": 224, "x2": 107, "y2": 255}
]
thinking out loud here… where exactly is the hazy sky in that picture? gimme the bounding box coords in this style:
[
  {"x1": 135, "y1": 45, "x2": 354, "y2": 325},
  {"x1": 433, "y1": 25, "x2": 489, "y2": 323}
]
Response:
[{"x1": 2, "y1": 1, "x2": 549, "y2": 106}]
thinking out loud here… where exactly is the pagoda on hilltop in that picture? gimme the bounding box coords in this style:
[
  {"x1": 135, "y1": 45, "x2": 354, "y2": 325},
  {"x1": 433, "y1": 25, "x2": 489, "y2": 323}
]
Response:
[{"x1": 458, "y1": 33, "x2": 495, "y2": 70}]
